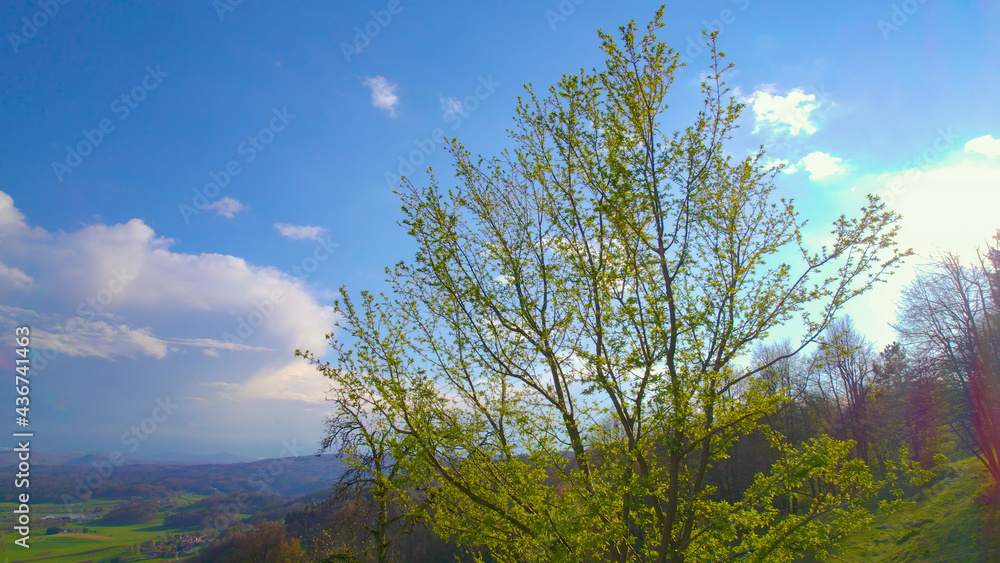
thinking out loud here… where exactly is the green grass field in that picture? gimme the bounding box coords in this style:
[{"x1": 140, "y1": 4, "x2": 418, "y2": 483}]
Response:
[
  {"x1": 832, "y1": 457, "x2": 1000, "y2": 562},
  {"x1": 0, "y1": 495, "x2": 212, "y2": 562}
]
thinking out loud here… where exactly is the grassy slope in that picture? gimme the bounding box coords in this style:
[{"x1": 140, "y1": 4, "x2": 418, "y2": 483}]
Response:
[{"x1": 832, "y1": 457, "x2": 1000, "y2": 562}]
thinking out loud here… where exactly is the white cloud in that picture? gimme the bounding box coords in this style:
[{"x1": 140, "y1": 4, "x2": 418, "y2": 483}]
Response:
[
  {"x1": 0, "y1": 190, "x2": 46, "y2": 241},
  {"x1": 0, "y1": 191, "x2": 27, "y2": 232},
  {"x1": 964, "y1": 134, "x2": 1000, "y2": 158},
  {"x1": 764, "y1": 158, "x2": 789, "y2": 171},
  {"x1": 440, "y1": 96, "x2": 463, "y2": 119},
  {"x1": 241, "y1": 360, "x2": 331, "y2": 404},
  {"x1": 27, "y1": 317, "x2": 275, "y2": 362},
  {"x1": 0, "y1": 261, "x2": 32, "y2": 288},
  {"x1": 202, "y1": 381, "x2": 241, "y2": 391},
  {"x1": 746, "y1": 87, "x2": 820, "y2": 136},
  {"x1": 34, "y1": 319, "x2": 169, "y2": 360},
  {"x1": 0, "y1": 304, "x2": 40, "y2": 320},
  {"x1": 206, "y1": 196, "x2": 248, "y2": 218},
  {"x1": 840, "y1": 158, "x2": 1000, "y2": 346},
  {"x1": 363, "y1": 76, "x2": 400, "y2": 117},
  {"x1": 166, "y1": 337, "x2": 270, "y2": 352},
  {"x1": 0, "y1": 191, "x2": 339, "y2": 362},
  {"x1": 0, "y1": 191, "x2": 339, "y2": 455},
  {"x1": 879, "y1": 163, "x2": 1000, "y2": 260},
  {"x1": 273, "y1": 222, "x2": 327, "y2": 241},
  {"x1": 794, "y1": 151, "x2": 847, "y2": 180},
  {"x1": 199, "y1": 359, "x2": 328, "y2": 404}
]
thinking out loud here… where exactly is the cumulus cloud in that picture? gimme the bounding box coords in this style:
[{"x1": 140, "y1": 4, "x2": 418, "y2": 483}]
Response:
[
  {"x1": 0, "y1": 189, "x2": 338, "y2": 365},
  {"x1": 242, "y1": 360, "x2": 331, "y2": 404},
  {"x1": 965, "y1": 134, "x2": 1000, "y2": 158},
  {"x1": 0, "y1": 190, "x2": 339, "y2": 455},
  {"x1": 363, "y1": 76, "x2": 400, "y2": 117},
  {"x1": 273, "y1": 223, "x2": 327, "y2": 241},
  {"x1": 198, "y1": 359, "x2": 329, "y2": 404},
  {"x1": 791, "y1": 151, "x2": 847, "y2": 180},
  {"x1": 746, "y1": 88, "x2": 820, "y2": 136},
  {"x1": 0, "y1": 261, "x2": 32, "y2": 288},
  {"x1": 0, "y1": 190, "x2": 46, "y2": 241},
  {"x1": 205, "y1": 196, "x2": 248, "y2": 218},
  {"x1": 0, "y1": 191, "x2": 27, "y2": 232}
]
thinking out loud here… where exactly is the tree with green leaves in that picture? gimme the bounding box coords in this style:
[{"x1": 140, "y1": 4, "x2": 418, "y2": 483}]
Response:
[{"x1": 301, "y1": 7, "x2": 909, "y2": 562}]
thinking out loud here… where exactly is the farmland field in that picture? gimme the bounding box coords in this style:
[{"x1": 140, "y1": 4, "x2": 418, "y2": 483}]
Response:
[{"x1": 0, "y1": 496, "x2": 215, "y2": 562}]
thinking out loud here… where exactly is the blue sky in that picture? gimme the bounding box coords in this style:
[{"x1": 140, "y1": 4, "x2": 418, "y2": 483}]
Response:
[{"x1": 0, "y1": 0, "x2": 998, "y2": 459}]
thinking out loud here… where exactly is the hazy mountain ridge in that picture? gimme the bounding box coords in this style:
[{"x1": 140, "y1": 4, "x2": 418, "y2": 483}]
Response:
[
  {"x1": 0, "y1": 449, "x2": 257, "y2": 466},
  {"x1": 0, "y1": 453, "x2": 345, "y2": 502}
]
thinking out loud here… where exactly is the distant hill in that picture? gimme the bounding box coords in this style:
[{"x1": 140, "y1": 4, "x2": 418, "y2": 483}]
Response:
[
  {"x1": 133, "y1": 451, "x2": 257, "y2": 464},
  {"x1": 0, "y1": 448, "x2": 255, "y2": 466},
  {"x1": 0, "y1": 453, "x2": 347, "y2": 503},
  {"x1": 0, "y1": 449, "x2": 92, "y2": 465}
]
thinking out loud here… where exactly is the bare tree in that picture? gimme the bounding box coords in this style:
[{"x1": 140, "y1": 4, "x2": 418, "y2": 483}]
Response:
[
  {"x1": 308, "y1": 366, "x2": 420, "y2": 563},
  {"x1": 896, "y1": 231, "x2": 1000, "y2": 490},
  {"x1": 869, "y1": 342, "x2": 947, "y2": 470},
  {"x1": 752, "y1": 339, "x2": 811, "y2": 439},
  {"x1": 809, "y1": 317, "x2": 876, "y2": 462}
]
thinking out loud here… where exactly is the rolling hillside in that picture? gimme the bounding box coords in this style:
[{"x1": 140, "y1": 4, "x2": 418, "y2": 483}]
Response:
[{"x1": 831, "y1": 458, "x2": 1000, "y2": 562}]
